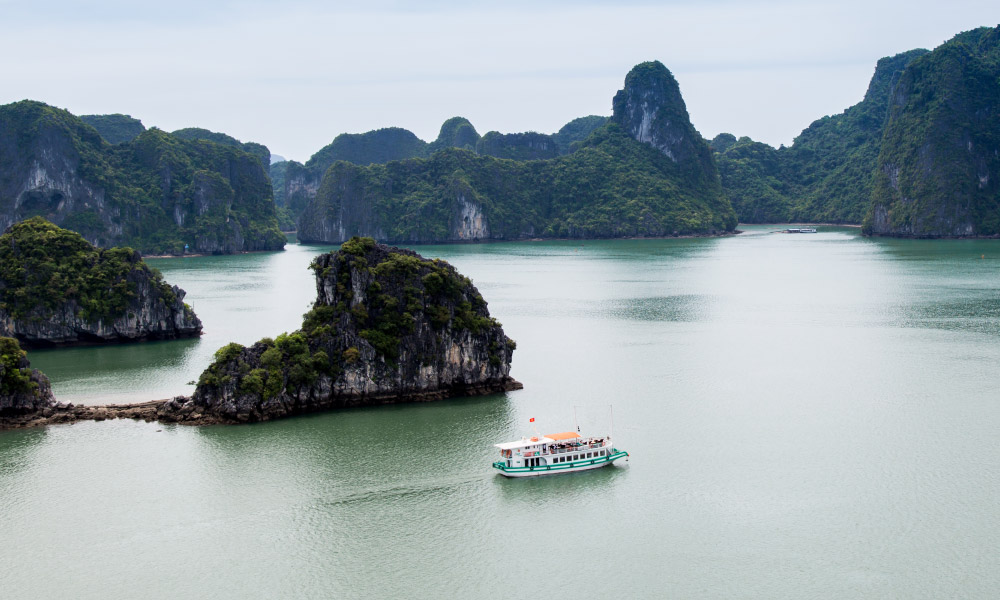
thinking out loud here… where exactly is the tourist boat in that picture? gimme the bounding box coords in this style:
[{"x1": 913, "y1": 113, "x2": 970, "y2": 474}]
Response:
[
  {"x1": 785, "y1": 227, "x2": 818, "y2": 233},
  {"x1": 492, "y1": 431, "x2": 629, "y2": 477}
]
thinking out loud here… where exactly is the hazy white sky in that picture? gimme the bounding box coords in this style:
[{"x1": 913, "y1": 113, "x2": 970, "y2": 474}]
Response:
[{"x1": 1, "y1": 1, "x2": 997, "y2": 162}]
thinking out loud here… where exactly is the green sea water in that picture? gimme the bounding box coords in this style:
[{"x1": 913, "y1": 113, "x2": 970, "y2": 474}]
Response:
[{"x1": 2, "y1": 226, "x2": 998, "y2": 598}]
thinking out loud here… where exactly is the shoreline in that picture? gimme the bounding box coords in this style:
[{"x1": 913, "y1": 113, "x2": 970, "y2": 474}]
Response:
[
  {"x1": 142, "y1": 247, "x2": 286, "y2": 259},
  {"x1": 0, "y1": 379, "x2": 524, "y2": 432},
  {"x1": 741, "y1": 222, "x2": 863, "y2": 228},
  {"x1": 298, "y1": 230, "x2": 743, "y2": 247}
]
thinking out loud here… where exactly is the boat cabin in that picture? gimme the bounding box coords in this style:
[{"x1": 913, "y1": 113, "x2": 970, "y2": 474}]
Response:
[{"x1": 494, "y1": 431, "x2": 612, "y2": 469}]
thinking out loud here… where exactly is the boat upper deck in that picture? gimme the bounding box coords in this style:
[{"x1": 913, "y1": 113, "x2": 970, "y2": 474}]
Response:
[
  {"x1": 494, "y1": 431, "x2": 579, "y2": 451},
  {"x1": 494, "y1": 432, "x2": 610, "y2": 456}
]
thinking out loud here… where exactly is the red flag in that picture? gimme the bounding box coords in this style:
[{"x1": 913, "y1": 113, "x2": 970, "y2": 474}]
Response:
[{"x1": 529, "y1": 417, "x2": 535, "y2": 423}]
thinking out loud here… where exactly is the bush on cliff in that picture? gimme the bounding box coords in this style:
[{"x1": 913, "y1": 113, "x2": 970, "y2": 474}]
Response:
[
  {"x1": 0, "y1": 337, "x2": 37, "y2": 396},
  {"x1": 0, "y1": 336, "x2": 54, "y2": 415}
]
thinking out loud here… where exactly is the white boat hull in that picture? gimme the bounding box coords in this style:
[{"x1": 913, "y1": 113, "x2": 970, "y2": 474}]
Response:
[{"x1": 493, "y1": 450, "x2": 629, "y2": 478}]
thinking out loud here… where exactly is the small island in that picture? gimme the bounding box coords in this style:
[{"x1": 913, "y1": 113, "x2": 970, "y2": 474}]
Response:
[
  {"x1": 0, "y1": 217, "x2": 202, "y2": 347},
  {"x1": 164, "y1": 237, "x2": 520, "y2": 423}
]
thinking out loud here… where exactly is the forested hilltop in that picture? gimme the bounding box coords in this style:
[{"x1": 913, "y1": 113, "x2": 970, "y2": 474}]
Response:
[
  {"x1": 0, "y1": 101, "x2": 285, "y2": 254},
  {"x1": 296, "y1": 61, "x2": 735, "y2": 243},
  {"x1": 275, "y1": 115, "x2": 608, "y2": 223},
  {"x1": 867, "y1": 26, "x2": 1000, "y2": 236},
  {"x1": 80, "y1": 114, "x2": 145, "y2": 145},
  {"x1": 711, "y1": 48, "x2": 929, "y2": 224},
  {"x1": 714, "y1": 25, "x2": 1000, "y2": 237}
]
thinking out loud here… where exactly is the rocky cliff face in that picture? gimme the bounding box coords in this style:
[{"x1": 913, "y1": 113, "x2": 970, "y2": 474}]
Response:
[
  {"x1": 612, "y1": 61, "x2": 710, "y2": 167},
  {"x1": 0, "y1": 218, "x2": 202, "y2": 347},
  {"x1": 295, "y1": 162, "x2": 387, "y2": 243},
  {"x1": 0, "y1": 337, "x2": 55, "y2": 416},
  {"x1": 0, "y1": 100, "x2": 285, "y2": 255},
  {"x1": 182, "y1": 237, "x2": 519, "y2": 423},
  {"x1": 867, "y1": 26, "x2": 1000, "y2": 237}
]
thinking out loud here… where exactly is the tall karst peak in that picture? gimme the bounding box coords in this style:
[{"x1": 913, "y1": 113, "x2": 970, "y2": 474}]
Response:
[
  {"x1": 429, "y1": 116, "x2": 480, "y2": 152},
  {"x1": 612, "y1": 60, "x2": 700, "y2": 164}
]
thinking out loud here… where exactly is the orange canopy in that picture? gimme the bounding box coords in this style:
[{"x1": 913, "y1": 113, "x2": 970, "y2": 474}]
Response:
[{"x1": 545, "y1": 431, "x2": 581, "y2": 441}]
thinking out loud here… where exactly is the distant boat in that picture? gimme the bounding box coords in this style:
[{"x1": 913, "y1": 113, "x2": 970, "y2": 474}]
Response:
[
  {"x1": 785, "y1": 227, "x2": 817, "y2": 233},
  {"x1": 492, "y1": 431, "x2": 629, "y2": 478}
]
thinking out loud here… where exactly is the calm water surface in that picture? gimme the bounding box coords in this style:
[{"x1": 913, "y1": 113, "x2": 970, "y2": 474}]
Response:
[{"x1": 2, "y1": 226, "x2": 998, "y2": 598}]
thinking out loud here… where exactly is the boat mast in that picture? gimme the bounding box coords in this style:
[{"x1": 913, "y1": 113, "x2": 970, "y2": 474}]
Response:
[
  {"x1": 574, "y1": 406, "x2": 580, "y2": 433},
  {"x1": 610, "y1": 404, "x2": 615, "y2": 443}
]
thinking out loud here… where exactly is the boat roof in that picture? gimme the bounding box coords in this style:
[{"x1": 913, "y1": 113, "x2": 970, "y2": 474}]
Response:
[
  {"x1": 494, "y1": 431, "x2": 583, "y2": 449},
  {"x1": 545, "y1": 431, "x2": 580, "y2": 441},
  {"x1": 494, "y1": 437, "x2": 552, "y2": 450}
]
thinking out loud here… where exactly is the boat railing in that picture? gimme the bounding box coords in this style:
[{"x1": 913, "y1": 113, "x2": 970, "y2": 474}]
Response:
[{"x1": 506, "y1": 439, "x2": 609, "y2": 458}]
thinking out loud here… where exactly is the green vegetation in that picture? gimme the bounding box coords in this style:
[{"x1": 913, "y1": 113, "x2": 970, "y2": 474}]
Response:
[
  {"x1": 427, "y1": 117, "x2": 480, "y2": 154},
  {"x1": 79, "y1": 113, "x2": 145, "y2": 144},
  {"x1": 280, "y1": 115, "x2": 609, "y2": 228},
  {"x1": 0, "y1": 217, "x2": 180, "y2": 322},
  {"x1": 715, "y1": 30, "x2": 1000, "y2": 234},
  {"x1": 866, "y1": 27, "x2": 1000, "y2": 236},
  {"x1": 712, "y1": 49, "x2": 930, "y2": 224},
  {"x1": 301, "y1": 122, "x2": 736, "y2": 241},
  {"x1": 171, "y1": 127, "x2": 271, "y2": 174},
  {"x1": 0, "y1": 100, "x2": 285, "y2": 254},
  {"x1": 476, "y1": 131, "x2": 559, "y2": 160},
  {"x1": 553, "y1": 116, "x2": 609, "y2": 155},
  {"x1": 113, "y1": 128, "x2": 285, "y2": 253},
  {"x1": 269, "y1": 160, "x2": 289, "y2": 208},
  {"x1": 0, "y1": 337, "x2": 38, "y2": 396},
  {"x1": 307, "y1": 128, "x2": 429, "y2": 169},
  {"x1": 711, "y1": 135, "x2": 794, "y2": 223}
]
